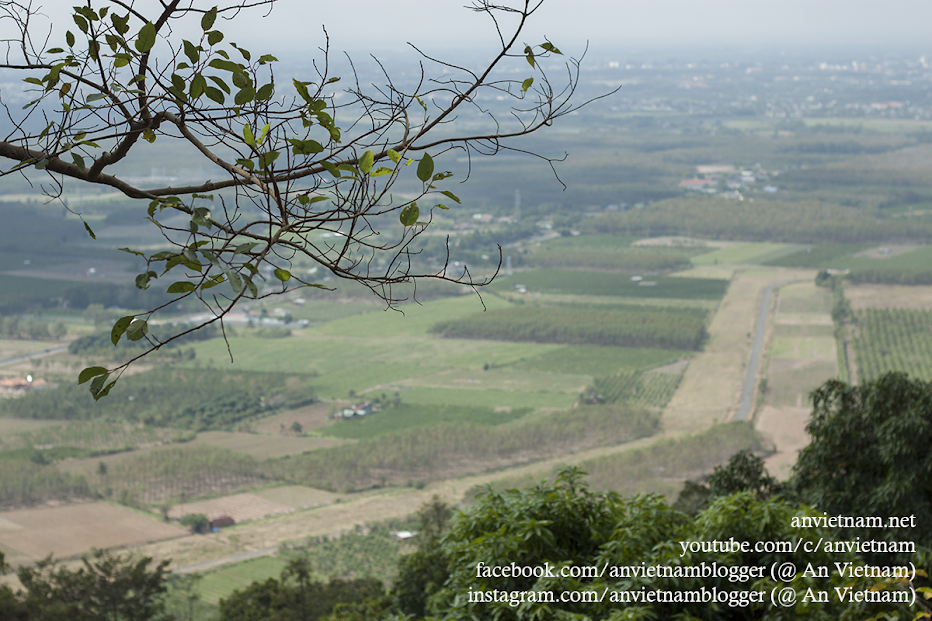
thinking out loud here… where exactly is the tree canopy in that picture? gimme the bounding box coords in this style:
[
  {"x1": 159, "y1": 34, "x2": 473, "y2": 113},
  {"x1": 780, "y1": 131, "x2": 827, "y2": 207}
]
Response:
[{"x1": 0, "y1": 0, "x2": 605, "y2": 397}]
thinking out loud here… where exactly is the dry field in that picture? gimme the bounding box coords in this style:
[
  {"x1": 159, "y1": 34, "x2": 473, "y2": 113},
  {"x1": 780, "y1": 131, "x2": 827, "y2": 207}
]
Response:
[
  {"x1": 254, "y1": 485, "x2": 343, "y2": 509},
  {"x1": 845, "y1": 283, "x2": 932, "y2": 311},
  {"x1": 168, "y1": 493, "x2": 294, "y2": 523},
  {"x1": 0, "y1": 502, "x2": 185, "y2": 566},
  {"x1": 662, "y1": 268, "x2": 814, "y2": 434},
  {"x1": 757, "y1": 282, "x2": 837, "y2": 478},
  {"x1": 187, "y1": 431, "x2": 348, "y2": 459},
  {"x1": 253, "y1": 401, "x2": 342, "y2": 434}
]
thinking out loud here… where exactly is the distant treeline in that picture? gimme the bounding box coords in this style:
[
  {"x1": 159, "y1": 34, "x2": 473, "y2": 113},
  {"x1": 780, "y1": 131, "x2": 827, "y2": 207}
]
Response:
[
  {"x1": 846, "y1": 267, "x2": 932, "y2": 286},
  {"x1": 582, "y1": 197, "x2": 932, "y2": 244},
  {"x1": 430, "y1": 306, "x2": 707, "y2": 351},
  {"x1": 266, "y1": 404, "x2": 659, "y2": 492},
  {"x1": 0, "y1": 315, "x2": 66, "y2": 340},
  {"x1": 67, "y1": 322, "x2": 220, "y2": 355},
  {"x1": 0, "y1": 368, "x2": 316, "y2": 430}
]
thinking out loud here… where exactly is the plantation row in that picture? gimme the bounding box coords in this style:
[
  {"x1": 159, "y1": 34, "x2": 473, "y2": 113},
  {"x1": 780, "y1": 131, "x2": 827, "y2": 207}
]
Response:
[
  {"x1": 0, "y1": 460, "x2": 90, "y2": 510},
  {"x1": 585, "y1": 371, "x2": 683, "y2": 409},
  {"x1": 0, "y1": 420, "x2": 184, "y2": 453},
  {"x1": 430, "y1": 306, "x2": 707, "y2": 351},
  {"x1": 846, "y1": 267, "x2": 932, "y2": 286},
  {"x1": 267, "y1": 404, "x2": 660, "y2": 492},
  {"x1": 853, "y1": 308, "x2": 932, "y2": 382},
  {"x1": 582, "y1": 197, "x2": 932, "y2": 244},
  {"x1": 102, "y1": 446, "x2": 263, "y2": 505},
  {"x1": 1, "y1": 367, "x2": 316, "y2": 430}
]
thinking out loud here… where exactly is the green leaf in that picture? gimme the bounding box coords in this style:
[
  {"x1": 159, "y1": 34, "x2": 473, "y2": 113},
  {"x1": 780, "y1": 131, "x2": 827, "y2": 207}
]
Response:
[
  {"x1": 521, "y1": 77, "x2": 534, "y2": 92},
  {"x1": 273, "y1": 268, "x2": 291, "y2": 282},
  {"x1": 200, "y1": 275, "x2": 224, "y2": 290},
  {"x1": 440, "y1": 190, "x2": 462, "y2": 204},
  {"x1": 370, "y1": 167, "x2": 392, "y2": 177},
  {"x1": 308, "y1": 196, "x2": 328, "y2": 204},
  {"x1": 258, "y1": 151, "x2": 279, "y2": 169},
  {"x1": 201, "y1": 6, "x2": 217, "y2": 31},
  {"x1": 78, "y1": 366, "x2": 108, "y2": 385},
  {"x1": 73, "y1": 14, "x2": 88, "y2": 33},
  {"x1": 224, "y1": 267, "x2": 243, "y2": 293},
  {"x1": 399, "y1": 202, "x2": 419, "y2": 226},
  {"x1": 191, "y1": 208, "x2": 211, "y2": 228},
  {"x1": 255, "y1": 83, "x2": 273, "y2": 101},
  {"x1": 142, "y1": 128, "x2": 156, "y2": 143},
  {"x1": 540, "y1": 41, "x2": 562, "y2": 54},
  {"x1": 243, "y1": 124, "x2": 256, "y2": 147},
  {"x1": 416, "y1": 153, "x2": 434, "y2": 182},
  {"x1": 72, "y1": 153, "x2": 86, "y2": 171},
  {"x1": 257, "y1": 123, "x2": 271, "y2": 146},
  {"x1": 190, "y1": 73, "x2": 207, "y2": 99},
  {"x1": 234, "y1": 87, "x2": 254, "y2": 105},
  {"x1": 320, "y1": 161, "x2": 340, "y2": 178},
  {"x1": 183, "y1": 39, "x2": 199, "y2": 65},
  {"x1": 293, "y1": 79, "x2": 312, "y2": 102},
  {"x1": 135, "y1": 22, "x2": 156, "y2": 53},
  {"x1": 135, "y1": 270, "x2": 156, "y2": 290},
  {"x1": 120, "y1": 247, "x2": 145, "y2": 257},
  {"x1": 524, "y1": 45, "x2": 535, "y2": 68},
  {"x1": 66, "y1": 31, "x2": 75, "y2": 47},
  {"x1": 110, "y1": 315, "x2": 133, "y2": 345},
  {"x1": 204, "y1": 86, "x2": 224, "y2": 104},
  {"x1": 84, "y1": 222, "x2": 96, "y2": 239},
  {"x1": 91, "y1": 379, "x2": 116, "y2": 401},
  {"x1": 207, "y1": 30, "x2": 223, "y2": 46},
  {"x1": 208, "y1": 58, "x2": 242, "y2": 73},
  {"x1": 358, "y1": 150, "x2": 374, "y2": 175},
  {"x1": 235, "y1": 242, "x2": 260, "y2": 255},
  {"x1": 242, "y1": 274, "x2": 258, "y2": 298},
  {"x1": 166, "y1": 281, "x2": 197, "y2": 294},
  {"x1": 236, "y1": 158, "x2": 255, "y2": 171},
  {"x1": 125, "y1": 319, "x2": 148, "y2": 341},
  {"x1": 89, "y1": 372, "x2": 108, "y2": 396},
  {"x1": 387, "y1": 149, "x2": 401, "y2": 163},
  {"x1": 46, "y1": 47, "x2": 64, "y2": 54},
  {"x1": 289, "y1": 139, "x2": 323, "y2": 156}
]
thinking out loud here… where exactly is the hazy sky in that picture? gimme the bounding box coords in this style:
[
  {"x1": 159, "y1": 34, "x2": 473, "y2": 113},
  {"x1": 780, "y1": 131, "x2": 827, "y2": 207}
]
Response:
[
  {"x1": 214, "y1": 0, "x2": 931, "y2": 55},
  {"x1": 17, "y1": 0, "x2": 932, "y2": 58}
]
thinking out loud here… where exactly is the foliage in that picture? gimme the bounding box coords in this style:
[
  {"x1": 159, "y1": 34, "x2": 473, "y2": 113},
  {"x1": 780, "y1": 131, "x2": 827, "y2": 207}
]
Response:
[
  {"x1": 853, "y1": 308, "x2": 932, "y2": 382},
  {"x1": 1, "y1": 368, "x2": 315, "y2": 430},
  {"x1": 218, "y1": 555, "x2": 384, "y2": 621},
  {"x1": 674, "y1": 449, "x2": 785, "y2": 515},
  {"x1": 792, "y1": 372, "x2": 932, "y2": 559},
  {"x1": 67, "y1": 322, "x2": 220, "y2": 355},
  {"x1": 13, "y1": 549, "x2": 170, "y2": 621},
  {"x1": 267, "y1": 404, "x2": 659, "y2": 492},
  {"x1": 0, "y1": 0, "x2": 600, "y2": 396},
  {"x1": 432, "y1": 468, "x2": 914, "y2": 620},
  {"x1": 0, "y1": 315, "x2": 67, "y2": 340},
  {"x1": 431, "y1": 305, "x2": 708, "y2": 350},
  {"x1": 179, "y1": 513, "x2": 211, "y2": 534},
  {"x1": 846, "y1": 266, "x2": 932, "y2": 285},
  {"x1": 0, "y1": 459, "x2": 90, "y2": 509},
  {"x1": 392, "y1": 497, "x2": 454, "y2": 618}
]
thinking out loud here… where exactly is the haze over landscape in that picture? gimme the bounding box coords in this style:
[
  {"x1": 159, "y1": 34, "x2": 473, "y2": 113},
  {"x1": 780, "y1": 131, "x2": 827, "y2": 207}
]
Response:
[{"x1": 1, "y1": 0, "x2": 932, "y2": 619}]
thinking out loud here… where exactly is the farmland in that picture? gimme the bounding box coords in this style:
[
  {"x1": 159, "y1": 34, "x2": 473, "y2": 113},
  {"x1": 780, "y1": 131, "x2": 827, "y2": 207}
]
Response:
[{"x1": 853, "y1": 308, "x2": 932, "y2": 382}]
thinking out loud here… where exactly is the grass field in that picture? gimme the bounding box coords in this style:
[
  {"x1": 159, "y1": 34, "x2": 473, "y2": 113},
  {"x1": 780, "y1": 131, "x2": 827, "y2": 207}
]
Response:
[
  {"x1": 853, "y1": 308, "x2": 932, "y2": 382},
  {"x1": 691, "y1": 243, "x2": 803, "y2": 266},
  {"x1": 502, "y1": 345, "x2": 688, "y2": 375},
  {"x1": 488, "y1": 269, "x2": 729, "y2": 299},
  {"x1": 319, "y1": 403, "x2": 530, "y2": 440},
  {"x1": 390, "y1": 387, "x2": 576, "y2": 410}
]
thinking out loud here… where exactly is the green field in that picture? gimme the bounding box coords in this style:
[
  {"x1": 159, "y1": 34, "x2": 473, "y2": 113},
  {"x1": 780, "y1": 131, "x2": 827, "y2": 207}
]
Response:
[
  {"x1": 691, "y1": 243, "x2": 803, "y2": 266},
  {"x1": 489, "y1": 269, "x2": 729, "y2": 299},
  {"x1": 501, "y1": 344, "x2": 687, "y2": 375},
  {"x1": 392, "y1": 387, "x2": 576, "y2": 410},
  {"x1": 853, "y1": 308, "x2": 932, "y2": 382},
  {"x1": 763, "y1": 243, "x2": 871, "y2": 268},
  {"x1": 586, "y1": 371, "x2": 683, "y2": 409},
  {"x1": 319, "y1": 403, "x2": 529, "y2": 440}
]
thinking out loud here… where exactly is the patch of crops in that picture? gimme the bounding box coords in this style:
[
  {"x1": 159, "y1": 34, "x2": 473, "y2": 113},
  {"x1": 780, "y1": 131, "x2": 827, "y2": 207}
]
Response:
[
  {"x1": 430, "y1": 306, "x2": 707, "y2": 351},
  {"x1": 853, "y1": 308, "x2": 932, "y2": 382},
  {"x1": 0, "y1": 460, "x2": 90, "y2": 509},
  {"x1": 584, "y1": 370, "x2": 683, "y2": 409},
  {"x1": 763, "y1": 243, "x2": 870, "y2": 268},
  {"x1": 489, "y1": 269, "x2": 729, "y2": 300}
]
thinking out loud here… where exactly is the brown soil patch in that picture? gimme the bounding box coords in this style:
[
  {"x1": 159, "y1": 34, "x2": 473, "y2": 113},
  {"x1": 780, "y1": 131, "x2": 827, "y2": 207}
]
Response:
[
  {"x1": 168, "y1": 493, "x2": 294, "y2": 523},
  {"x1": 254, "y1": 402, "x2": 341, "y2": 434},
  {"x1": 0, "y1": 502, "x2": 185, "y2": 565},
  {"x1": 845, "y1": 284, "x2": 932, "y2": 311},
  {"x1": 756, "y1": 406, "x2": 811, "y2": 480}
]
